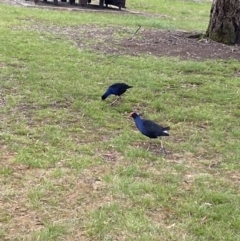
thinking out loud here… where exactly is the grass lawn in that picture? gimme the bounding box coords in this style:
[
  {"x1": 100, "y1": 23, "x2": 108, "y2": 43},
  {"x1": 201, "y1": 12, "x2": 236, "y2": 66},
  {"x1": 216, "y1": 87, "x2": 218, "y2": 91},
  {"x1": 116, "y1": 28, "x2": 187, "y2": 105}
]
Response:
[{"x1": 1, "y1": 1, "x2": 240, "y2": 240}]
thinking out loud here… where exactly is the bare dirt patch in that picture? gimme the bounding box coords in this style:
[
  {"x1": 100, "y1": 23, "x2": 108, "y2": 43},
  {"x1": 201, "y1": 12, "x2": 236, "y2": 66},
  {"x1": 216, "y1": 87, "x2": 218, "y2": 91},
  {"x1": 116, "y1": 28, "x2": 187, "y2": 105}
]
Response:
[
  {"x1": 78, "y1": 25, "x2": 240, "y2": 60},
  {"x1": 120, "y1": 29, "x2": 240, "y2": 61}
]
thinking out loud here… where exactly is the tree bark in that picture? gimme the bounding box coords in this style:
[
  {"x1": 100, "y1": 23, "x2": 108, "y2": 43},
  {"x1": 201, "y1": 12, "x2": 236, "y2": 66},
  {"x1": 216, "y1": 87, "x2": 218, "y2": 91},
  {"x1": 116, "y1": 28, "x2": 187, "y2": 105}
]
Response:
[{"x1": 206, "y1": 0, "x2": 240, "y2": 44}]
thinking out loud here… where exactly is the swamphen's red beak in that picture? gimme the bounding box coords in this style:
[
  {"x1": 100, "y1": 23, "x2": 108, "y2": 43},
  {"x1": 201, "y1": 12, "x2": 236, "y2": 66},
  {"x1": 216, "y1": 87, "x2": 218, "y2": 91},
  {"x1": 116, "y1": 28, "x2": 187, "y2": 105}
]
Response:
[{"x1": 128, "y1": 112, "x2": 135, "y2": 118}]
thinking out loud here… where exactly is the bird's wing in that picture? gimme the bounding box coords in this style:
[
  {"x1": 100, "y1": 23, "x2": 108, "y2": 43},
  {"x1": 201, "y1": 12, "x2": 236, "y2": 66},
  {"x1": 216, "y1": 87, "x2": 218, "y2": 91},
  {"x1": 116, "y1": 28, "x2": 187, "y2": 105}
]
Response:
[
  {"x1": 110, "y1": 83, "x2": 123, "y2": 88},
  {"x1": 142, "y1": 119, "x2": 165, "y2": 135},
  {"x1": 111, "y1": 83, "x2": 131, "y2": 89}
]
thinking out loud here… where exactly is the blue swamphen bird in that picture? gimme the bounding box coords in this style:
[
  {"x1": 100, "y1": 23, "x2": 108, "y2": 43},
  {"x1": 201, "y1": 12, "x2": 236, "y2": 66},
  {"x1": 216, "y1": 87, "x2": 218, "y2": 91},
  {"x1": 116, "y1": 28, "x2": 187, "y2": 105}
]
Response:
[
  {"x1": 129, "y1": 112, "x2": 170, "y2": 154},
  {"x1": 101, "y1": 83, "x2": 133, "y2": 105}
]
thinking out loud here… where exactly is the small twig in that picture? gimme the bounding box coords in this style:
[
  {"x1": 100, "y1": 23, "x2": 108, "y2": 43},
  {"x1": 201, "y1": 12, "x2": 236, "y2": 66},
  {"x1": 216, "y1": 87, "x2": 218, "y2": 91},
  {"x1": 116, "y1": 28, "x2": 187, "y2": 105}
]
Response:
[{"x1": 134, "y1": 25, "x2": 141, "y2": 35}]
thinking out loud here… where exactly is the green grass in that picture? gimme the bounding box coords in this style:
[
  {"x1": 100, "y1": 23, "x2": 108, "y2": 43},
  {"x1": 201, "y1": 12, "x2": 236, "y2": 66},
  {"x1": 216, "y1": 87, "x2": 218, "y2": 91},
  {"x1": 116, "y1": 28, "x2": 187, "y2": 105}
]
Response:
[
  {"x1": 128, "y1": 0, "x2": 211, "y2": 30},
  {"x1": 0, "y1": 0, "x2": 211, "y2": 31},
  {"x1": 1, "y1": 1, "x2": 240, "y2": 241}
]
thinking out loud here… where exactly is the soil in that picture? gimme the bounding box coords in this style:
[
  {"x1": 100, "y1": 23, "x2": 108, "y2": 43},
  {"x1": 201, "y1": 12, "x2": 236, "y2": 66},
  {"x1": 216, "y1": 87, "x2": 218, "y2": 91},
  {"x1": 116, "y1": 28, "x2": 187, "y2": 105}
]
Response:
[{"x1": 1, "y1": 0, "x2": 240, "y2": 61}]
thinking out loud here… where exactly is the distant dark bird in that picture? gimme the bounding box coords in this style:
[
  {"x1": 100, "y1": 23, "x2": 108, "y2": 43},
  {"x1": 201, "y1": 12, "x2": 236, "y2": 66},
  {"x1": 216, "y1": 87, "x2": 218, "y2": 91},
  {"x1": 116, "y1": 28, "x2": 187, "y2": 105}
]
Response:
[
  {"x1": 129, "y1": 112, "x2": 170, "y2": 154},
  {"x1": 101, "y1": 83, "x2": 133, "y2": 105}
]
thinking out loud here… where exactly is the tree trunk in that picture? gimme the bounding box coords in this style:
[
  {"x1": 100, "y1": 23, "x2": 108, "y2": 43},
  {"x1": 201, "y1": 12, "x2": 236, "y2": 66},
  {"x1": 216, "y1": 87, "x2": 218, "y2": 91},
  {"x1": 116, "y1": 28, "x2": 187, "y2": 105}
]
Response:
[{"x1": 206, "y1": 0, "x2": 240, "y2": 44}]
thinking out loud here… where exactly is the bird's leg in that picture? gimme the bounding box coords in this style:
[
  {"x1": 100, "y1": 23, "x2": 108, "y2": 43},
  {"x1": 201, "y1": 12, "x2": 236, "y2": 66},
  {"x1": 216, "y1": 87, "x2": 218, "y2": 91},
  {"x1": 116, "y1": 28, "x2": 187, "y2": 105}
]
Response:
[
  {"x1": 110, "y1": 96, "x2": 121, "y2": 106},
  {"x1": 117, "y1": 96, "x2": 121, "y2": 105},
  {"x1": 146, "y1": 143, "x2": 150, "y2": 151},
  {"x1": 110, "y1": 97, "x2": 118, "y2": 105},
  {"x1": 146, "y1": 139, "x2": 151, "y2": 151},
  {"x1": 160, "y1": 139, "x2": 167, "y2": 155}
]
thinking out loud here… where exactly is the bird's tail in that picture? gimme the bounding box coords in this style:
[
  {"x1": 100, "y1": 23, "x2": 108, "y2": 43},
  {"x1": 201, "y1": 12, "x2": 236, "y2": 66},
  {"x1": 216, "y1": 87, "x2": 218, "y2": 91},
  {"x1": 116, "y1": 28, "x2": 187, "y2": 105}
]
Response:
[
  {"x1": 128, "y1": 86, "x2": 133, "y2": 89},
  {"x1": 162, "y1": 126, "x2": 170, "y2": 136}
]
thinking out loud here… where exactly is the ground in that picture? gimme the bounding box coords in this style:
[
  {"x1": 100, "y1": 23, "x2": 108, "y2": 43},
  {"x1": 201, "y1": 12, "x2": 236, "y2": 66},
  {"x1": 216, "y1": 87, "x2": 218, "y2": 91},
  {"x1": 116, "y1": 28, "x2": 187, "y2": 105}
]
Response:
[
  {"x1": 1, "y1": 0, "x2": 240, "y2": 61},
  {"x1": 1, "y1": 1, "x2": 240, "y2": 240}
]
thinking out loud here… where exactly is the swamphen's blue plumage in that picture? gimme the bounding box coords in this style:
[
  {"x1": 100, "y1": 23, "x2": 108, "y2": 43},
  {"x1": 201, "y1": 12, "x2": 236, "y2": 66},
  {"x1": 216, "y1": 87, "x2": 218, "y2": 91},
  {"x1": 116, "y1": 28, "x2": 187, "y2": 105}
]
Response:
[
  {"x1": 129, "y1": 112, "x2": 170, "y2": 153},
  {"x1": 102, "y1": 83, "x2": 132, "y2": 104}
]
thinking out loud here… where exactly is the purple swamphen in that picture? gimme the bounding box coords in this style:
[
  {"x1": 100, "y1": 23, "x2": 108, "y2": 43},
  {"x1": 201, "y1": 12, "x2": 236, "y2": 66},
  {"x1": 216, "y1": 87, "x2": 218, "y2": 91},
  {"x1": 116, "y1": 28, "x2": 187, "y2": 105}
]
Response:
[
  {"x1": 129, "y1": 112, "x2": 170, "y2": 154},
  {"x1": 101, "y1": 83, "x2": 133, "y2": 105}
]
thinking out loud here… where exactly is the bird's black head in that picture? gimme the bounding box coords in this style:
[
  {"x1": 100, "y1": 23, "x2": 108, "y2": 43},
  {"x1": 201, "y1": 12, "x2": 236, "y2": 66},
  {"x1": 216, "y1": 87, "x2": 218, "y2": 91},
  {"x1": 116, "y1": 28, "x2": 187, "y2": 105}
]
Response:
[{"x1": 101, "y1": 95, "x2": 106, "y2": 100}]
